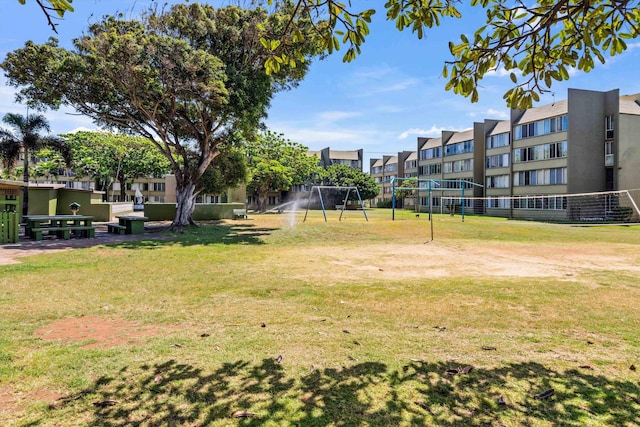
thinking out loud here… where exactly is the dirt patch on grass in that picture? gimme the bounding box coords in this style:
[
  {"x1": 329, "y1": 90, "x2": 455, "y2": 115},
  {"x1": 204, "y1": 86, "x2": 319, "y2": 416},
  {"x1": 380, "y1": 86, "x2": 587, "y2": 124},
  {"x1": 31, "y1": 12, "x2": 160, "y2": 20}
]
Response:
[
  {"x1": 34, "y1": 316, "x2": 176, "y2": 349},
  {"x1": 0, "y1": 385, "x2": 65, "y2": 415},
  {"x1": 298, "y1": 240, "x2": 640, "y2": 281}
]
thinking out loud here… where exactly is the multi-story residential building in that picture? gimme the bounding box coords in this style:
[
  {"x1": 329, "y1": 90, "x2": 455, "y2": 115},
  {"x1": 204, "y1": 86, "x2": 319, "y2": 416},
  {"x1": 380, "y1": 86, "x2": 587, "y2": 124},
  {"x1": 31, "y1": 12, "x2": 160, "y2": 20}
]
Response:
[
  {"x1": 310, "y1": 147, "x2": 364, "y2": 171},
  {"x1": 369, "y1": 155, "x2": 397, "y2": 206},
  {"x1": 374, "y1": 88, "x2": 640, "y2": 221}
]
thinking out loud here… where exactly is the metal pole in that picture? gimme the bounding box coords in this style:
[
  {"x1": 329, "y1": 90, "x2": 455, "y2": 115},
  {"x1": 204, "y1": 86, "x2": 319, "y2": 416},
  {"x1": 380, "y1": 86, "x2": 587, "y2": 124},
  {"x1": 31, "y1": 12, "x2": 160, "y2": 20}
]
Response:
[
  {"x1": 355, "y1": 188, "x2": 368, "y2": 221},
  {"x1": 462, "y1": 182, "x2": 465, "y2": 222},
  {"x1": 428, "y1": 181, "x2": 432, "y2": 221},
  {"x1": 340, "y1": 189, "x2": 350, "y2": 221},
  {"x1": 318, "y1": 187, "x2": 327, "y2": 222},
  {"x1": 391, "y1": 177, "x2": 396, "y2": 220},
  {"x1": 429, "y1": 180, "x2": 433, "y2": 241}
]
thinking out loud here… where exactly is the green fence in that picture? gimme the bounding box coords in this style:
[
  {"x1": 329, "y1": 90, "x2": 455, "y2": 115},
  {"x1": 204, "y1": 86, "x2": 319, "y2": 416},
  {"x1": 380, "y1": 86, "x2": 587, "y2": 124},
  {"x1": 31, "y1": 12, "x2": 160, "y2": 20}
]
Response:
[{"x1": 0, "y1": 200, "x2": 19, "y2": 244}]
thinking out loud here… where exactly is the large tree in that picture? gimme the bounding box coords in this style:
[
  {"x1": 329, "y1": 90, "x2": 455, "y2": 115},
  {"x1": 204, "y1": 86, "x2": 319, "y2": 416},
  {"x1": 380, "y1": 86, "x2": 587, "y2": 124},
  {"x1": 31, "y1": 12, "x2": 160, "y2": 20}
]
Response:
[
  {"x1": 246, "y1": 131, "x2": 320, "y2": 212},
  {"x1": 262, "y1": 0, "x2": 640, "y2": 108},
  {"x1": 2, "y1": 3, "x2": 320, "y2": 228},
  {"x1": 63, "y1": 131, "x2": 171, "y2": 201},
  {"x1": 0, "y1": 112, "x2": 70, "y2": 216},
  {"x1": 21, "y1": 1, "x2": 640, "y2": 108}
]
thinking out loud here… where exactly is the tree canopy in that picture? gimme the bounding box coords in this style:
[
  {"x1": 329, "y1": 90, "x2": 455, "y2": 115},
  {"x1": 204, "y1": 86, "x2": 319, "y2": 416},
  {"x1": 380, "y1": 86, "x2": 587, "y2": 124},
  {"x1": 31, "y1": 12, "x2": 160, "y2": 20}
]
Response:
[
  {"x1": 3, "y1": 3, "x2": 321, "y2": 227},
  {"x1": 0, "y1": 112, "x2": 70, "y2": 215},
  {"x1": 264, "y1": 0, "x2": 640, "y2": 108},
  {"x1": 62, "y1": 131, "x2": 171, "y2": 201},
  {"x1": 246, "y1": 131, "x2": 320, "y2": 212},
  {"x1": 318, "y1": 163, "x2": 380, "y2": 202}
]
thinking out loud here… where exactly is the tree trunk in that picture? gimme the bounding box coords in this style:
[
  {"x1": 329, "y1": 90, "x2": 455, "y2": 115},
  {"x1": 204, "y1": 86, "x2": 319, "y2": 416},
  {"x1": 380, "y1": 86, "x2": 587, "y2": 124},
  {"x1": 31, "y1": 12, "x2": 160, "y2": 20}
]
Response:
[
  {"x1": 119, "y1": 179, "x2": 127, "y2": 202},
  {"x1": 258, "y1": 190, "x2": 268, "y2": 213},
  {"x1": 173, "y1": 181, "x2": 197, "y2": 229}
]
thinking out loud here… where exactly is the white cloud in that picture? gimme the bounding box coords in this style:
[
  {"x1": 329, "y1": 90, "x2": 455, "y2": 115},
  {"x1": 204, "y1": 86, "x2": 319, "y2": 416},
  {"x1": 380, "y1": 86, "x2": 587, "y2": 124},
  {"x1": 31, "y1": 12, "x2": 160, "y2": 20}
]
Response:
[
  {"x1": 398, "y1": 126, "x2": 442, "y2": 140},
  {"x1": 468, "y1": 108, "x2": 509, "y2": 119},
  {"x1": 353, "y1": 65, "x2": 394, "y2": 80},
  {"x1": 484, "y1": 67, "x2": 514, "y2": 78},
  {"x1": 627, "y1": 42, "x2": 640, "y2": 51},
  {"x1": 315, "y1": 111, "x2": 362, "y2": 123},
  {"x1": 354, "y1": 78, "x2": 421, "y2": 97}
]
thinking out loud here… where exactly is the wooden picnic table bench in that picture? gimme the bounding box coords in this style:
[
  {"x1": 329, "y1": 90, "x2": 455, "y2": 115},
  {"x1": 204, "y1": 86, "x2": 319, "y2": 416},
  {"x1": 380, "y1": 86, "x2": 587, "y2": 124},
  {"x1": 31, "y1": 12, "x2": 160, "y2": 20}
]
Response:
[
  {"x1": 113, "y1": 215, "x2": 149, "y2": 235},
  {"x1": 24, "y1": 215, "x2": 96, "y2": 241}
]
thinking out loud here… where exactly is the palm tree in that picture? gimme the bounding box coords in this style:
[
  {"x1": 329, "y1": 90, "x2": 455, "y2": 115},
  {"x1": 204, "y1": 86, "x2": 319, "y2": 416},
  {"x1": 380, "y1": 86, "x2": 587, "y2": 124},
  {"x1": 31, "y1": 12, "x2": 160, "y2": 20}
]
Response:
[{"x1": 0, "y1": 113, "x2": 71, "y2": 216}]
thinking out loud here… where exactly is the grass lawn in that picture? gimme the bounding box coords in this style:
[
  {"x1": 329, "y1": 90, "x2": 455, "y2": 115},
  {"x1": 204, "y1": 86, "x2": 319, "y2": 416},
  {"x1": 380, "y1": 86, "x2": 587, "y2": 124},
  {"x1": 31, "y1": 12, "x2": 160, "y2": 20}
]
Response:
[{"x1": 0, "y1": 209, "x2": 639, "y2": 426}]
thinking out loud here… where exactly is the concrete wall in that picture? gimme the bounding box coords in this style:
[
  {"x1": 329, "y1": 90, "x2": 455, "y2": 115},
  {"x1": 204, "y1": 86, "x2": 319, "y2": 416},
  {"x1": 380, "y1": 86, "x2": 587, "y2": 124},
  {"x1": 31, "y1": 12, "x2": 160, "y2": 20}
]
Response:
[
  {"x1": 144, "y1": 203, "x2": 245, "y2": 221},
  {"x1": 617, "y1": 113, "x2": 640, "y2": 191},
  {"x1": 27, "y1": 188, "x2": 58, "y2": 215},
  {"x1": 567, "y1": 88, "x2": 617, "y2": 193}
]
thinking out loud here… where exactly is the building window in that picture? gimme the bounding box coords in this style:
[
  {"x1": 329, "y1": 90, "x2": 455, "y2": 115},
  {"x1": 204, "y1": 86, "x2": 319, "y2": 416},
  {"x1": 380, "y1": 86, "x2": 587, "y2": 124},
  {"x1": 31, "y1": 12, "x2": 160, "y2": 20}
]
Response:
[
  {"x1": 605, "y1": 141, "x2": 614, "y2": 167},
  {"x1": 486, "y1": 153, "x2": 510, "y2": 169},
  {"x1": 513, "y1": 141, "x2": 567, "y2": 163},
  {"x1": 514, "y1": 115, "x2": 567, "y2": 140},
  {"x1": 371, "y1": 166, "x2": 383, "y2": 174},
  {"x1": 486, "y1": 197, "x2": 511, "y2": 209},
  {"x1": 420, "y1": 147, "x2": 442, "y2": 160},
  {"x1": 443, "y1": 159, "x2": 473, "y2": 173},
  {"x1": 152, "y1": 182, "x2": 165, "y2": 192},
  {"x1": 444, "y1": 140, "x2": 474, "y2": 156},
  {"x1": 419, "y1": 163, "x2": 441, "y2": 176},
  {"x1": 383, "y1": 163, "x2": 397, "y2": 172},
  {"x1": 513, "y1": 195, "x2": 566, "y2": 210},
  {"x1": 487, "y1": 133, "x2": 510, "y2": 148},
  {"x1": 486, "y1": 174, "x2": 510, "y2": 188},
  {"x1": 605, "y1": 115, "x2": 614, "y2": 139},
  {"x1": 513, "y1": 167, "x2": 567, "y2": 186},
  {"x1": 404, "y1": 159, "x2": 417, "y2": 169}
]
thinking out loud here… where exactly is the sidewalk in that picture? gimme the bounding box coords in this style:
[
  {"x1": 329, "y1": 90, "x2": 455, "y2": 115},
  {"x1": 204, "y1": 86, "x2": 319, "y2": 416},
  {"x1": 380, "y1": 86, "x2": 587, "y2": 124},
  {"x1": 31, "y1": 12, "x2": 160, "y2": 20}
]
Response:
[{"x1": 0, "y1": 221, "x2": 174, "y2": 266}]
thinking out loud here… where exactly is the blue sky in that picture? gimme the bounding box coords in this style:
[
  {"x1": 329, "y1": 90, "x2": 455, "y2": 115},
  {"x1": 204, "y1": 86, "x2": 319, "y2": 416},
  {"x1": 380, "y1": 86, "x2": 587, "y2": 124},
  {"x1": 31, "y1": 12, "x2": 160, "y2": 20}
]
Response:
[{"x1": 3, "y1": 1, "x2": 640, "y2": 166}]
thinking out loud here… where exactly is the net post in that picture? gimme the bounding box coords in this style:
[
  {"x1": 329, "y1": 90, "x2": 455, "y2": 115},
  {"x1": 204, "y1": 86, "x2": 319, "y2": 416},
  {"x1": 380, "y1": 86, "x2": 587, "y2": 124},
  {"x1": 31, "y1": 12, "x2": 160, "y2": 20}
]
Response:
[
  {"x1": 462, "y1": 184, "x2": 465, "y2": 223},
  {"x1": 391, "y1": 177, "x2": 396, "y2": 221}
]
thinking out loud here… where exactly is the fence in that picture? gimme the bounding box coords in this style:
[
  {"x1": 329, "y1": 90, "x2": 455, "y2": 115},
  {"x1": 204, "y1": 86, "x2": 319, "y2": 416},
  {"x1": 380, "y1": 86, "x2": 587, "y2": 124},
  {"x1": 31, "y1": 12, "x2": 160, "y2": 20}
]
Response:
[{"x1": 0, "y1": 200, "x2": 19, "y2": 244}]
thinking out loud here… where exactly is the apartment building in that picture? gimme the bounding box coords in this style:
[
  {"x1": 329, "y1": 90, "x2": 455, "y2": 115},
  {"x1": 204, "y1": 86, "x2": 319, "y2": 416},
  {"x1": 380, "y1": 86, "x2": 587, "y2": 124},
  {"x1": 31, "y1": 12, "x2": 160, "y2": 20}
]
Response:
[
  {"x1": 373, "y1": 88, "x2": 640, "y2": 221},
  {"x1": 310, "y1": 147, "x2": 364, "y2": 171}
]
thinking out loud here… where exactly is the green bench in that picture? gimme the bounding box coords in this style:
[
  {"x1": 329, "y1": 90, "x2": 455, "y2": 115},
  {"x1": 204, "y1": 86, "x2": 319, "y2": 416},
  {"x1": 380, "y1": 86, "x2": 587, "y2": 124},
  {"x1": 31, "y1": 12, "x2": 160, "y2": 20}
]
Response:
[
  {"x1": 30, "y1": 226, "x2": 96, "y2": 241},
  {"x1": 106, "y1": 223, "x2": 127, "y2": 235}
]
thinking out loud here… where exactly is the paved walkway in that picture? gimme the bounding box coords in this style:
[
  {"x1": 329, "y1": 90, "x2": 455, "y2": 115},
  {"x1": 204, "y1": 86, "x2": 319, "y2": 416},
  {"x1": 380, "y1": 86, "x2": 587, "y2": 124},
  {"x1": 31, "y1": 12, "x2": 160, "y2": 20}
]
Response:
[{"x1": 0, "y1": 222, "x2": 174, "y2": 266}]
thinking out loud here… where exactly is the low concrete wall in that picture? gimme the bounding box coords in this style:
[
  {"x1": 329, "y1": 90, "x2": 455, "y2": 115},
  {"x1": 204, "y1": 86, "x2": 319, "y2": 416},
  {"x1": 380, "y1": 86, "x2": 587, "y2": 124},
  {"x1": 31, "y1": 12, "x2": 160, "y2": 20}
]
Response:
[{"x1": 144, "y1": 203, "x2": 245, "y2": 221}]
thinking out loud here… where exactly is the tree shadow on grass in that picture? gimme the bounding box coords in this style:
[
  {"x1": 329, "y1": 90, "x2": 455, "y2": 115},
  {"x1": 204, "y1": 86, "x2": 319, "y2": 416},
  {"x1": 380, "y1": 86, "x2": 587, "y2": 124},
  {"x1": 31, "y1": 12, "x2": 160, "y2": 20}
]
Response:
[
  {"x1": 49, "y1": 358, "x2": 639, "y2": 426},
  {"x1": 109, "y1": 223, "x2": 279, "y2": 251}
]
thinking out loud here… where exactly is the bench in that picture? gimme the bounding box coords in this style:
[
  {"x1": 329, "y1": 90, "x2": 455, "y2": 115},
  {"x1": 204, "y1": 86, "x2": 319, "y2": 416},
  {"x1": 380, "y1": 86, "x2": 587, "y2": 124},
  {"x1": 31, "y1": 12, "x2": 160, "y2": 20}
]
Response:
[
  {"x1": 30, "y1": 226, "x2": 96, "y2": 241},
  {"x1": 107, "y1": 223, "x2": 127, "y2": 235},
  {"x1": 232, "y1": 209, "x2": 247, "y2": 219}
]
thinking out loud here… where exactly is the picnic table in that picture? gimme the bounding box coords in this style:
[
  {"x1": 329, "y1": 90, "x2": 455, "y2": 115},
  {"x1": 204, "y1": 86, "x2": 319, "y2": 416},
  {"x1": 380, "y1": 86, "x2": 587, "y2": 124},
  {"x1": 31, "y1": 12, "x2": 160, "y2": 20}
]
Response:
[
  {"x1": 111, "y1": 215, "x2": 149, "y2": 235},
  {"x1": 23, "y1": 215, "x2": 96, "y2": 241}
]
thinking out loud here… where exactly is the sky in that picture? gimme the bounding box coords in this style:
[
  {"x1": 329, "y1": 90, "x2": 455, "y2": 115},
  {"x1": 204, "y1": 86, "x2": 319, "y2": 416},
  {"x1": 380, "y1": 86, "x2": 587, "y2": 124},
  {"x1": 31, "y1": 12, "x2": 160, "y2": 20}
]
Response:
[{"x1": 2, "y1": 0, "x2": 640, "y2": 167}]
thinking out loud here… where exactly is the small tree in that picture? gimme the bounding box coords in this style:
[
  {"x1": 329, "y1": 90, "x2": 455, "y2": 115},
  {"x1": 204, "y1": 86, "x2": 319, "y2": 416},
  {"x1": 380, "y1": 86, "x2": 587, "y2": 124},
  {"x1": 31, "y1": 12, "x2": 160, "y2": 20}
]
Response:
[
  {"x1": 246, "y1": 131, "x2": 320, "y2": 212},
  {"x1": 199, "y1": 148, "x2": 248, "y2": 198},
  {"x1": 0, "y1": 113, "x2": 70, "y2": 215},
  {"x1": 394, "y1": 178, "x2": 418, "y2": 209},
  {"x1": 32, "y1": 148, "x2": 67, "y2": 183}
]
